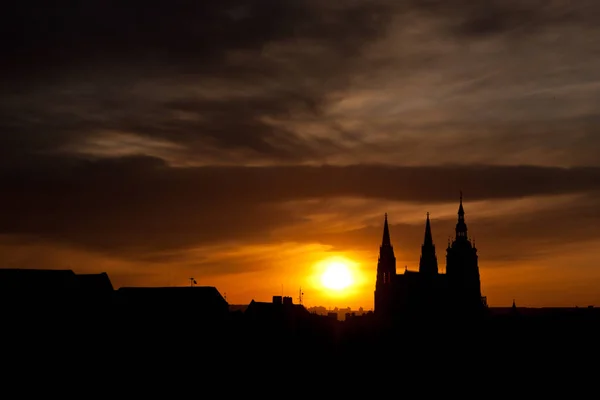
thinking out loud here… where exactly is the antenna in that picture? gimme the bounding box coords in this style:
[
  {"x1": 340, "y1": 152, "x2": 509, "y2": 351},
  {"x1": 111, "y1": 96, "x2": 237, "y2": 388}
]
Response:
[
  {"x1": 189, "y1": 277, "x2": 196, "y2": 287},
  {"x1": 298, "y1": 287, "x2": 304, "y2": 305}
]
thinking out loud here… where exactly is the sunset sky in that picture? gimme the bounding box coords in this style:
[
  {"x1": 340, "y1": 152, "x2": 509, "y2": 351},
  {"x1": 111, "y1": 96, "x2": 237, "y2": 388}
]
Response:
[{"x1": 2, "y1": 1, "x2": 600, "y2": 309}]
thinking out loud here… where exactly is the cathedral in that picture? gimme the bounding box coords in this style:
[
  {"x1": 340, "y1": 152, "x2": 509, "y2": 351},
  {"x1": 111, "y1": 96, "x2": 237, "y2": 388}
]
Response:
[{"x1": 374, "y1": 193, "x2": 485, "y2": 319}]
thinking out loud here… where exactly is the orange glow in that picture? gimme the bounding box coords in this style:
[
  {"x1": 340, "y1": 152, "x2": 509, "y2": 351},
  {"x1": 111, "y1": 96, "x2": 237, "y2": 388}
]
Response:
[
  {"x1": 320, "y1": 260, "x2": 353, "y2": 290},
  {"x1": 308, "y1": 255, "x2": 369, "y2": 303}
]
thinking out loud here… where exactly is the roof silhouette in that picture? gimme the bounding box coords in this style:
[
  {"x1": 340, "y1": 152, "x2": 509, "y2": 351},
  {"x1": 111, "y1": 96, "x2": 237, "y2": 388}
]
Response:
[
  {"x1": 77, "y1": 273, "x2": 114, "y2": 292},
  {"x1": 0, "y1": 268, "x2": 80, "y2": 291},
  {"x1": 117, "y1": 286, "x2": 228, "y2": 307}
]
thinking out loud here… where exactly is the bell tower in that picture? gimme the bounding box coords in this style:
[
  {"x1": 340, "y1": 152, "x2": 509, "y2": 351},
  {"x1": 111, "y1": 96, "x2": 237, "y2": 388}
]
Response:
[{"x1": 446, "y1": 192, "x2": 483, "y2": 314}]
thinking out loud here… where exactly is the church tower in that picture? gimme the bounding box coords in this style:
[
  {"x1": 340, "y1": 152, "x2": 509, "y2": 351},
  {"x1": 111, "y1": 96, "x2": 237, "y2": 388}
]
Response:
[
  {"x1": 446, "y1": 192, "x2": 483, "y2": 314},
  {"x1": 375, "y1": 213, "x2": 396, "y2": 315},
  {"x1": 419, "y1": 212, "x2": 438, "y2": 275}
]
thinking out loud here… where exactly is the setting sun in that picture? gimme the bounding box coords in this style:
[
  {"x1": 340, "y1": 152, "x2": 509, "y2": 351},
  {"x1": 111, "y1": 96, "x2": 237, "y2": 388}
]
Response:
[
  {"x1": 307, "y1": 254, "x2": 369, "y2": 306},
  {"x1": 321, "y1": 261, "x2": 353, "y2": 290}
]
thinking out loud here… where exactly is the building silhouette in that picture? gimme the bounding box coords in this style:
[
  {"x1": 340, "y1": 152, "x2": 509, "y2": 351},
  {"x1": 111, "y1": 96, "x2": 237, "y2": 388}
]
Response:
[
  {"x1": 0, "y1": 268, "x2": 114, "y2": 311},
  {"x1": 115, "y1": 286, "x2": 229, "y2": 321},
  {"x1": 244, "y1": 295, "x2": 311, "y2": 331},
  {"x1": 374, "y1": 193, "x2": 484, "y2": 320}
]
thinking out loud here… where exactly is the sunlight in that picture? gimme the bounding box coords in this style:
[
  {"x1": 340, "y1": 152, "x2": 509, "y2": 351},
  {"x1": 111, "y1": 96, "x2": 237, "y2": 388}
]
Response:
[
  {"x1": 321, "y1": 261, "x2": 353, "y2": 290},
  {"x1": 313, "y1": 256, "x2": 359, "y2": 293}
]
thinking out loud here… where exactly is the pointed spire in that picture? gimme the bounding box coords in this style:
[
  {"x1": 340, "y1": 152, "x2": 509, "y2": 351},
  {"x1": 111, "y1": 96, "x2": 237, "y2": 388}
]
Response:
[
  {"x1": 423, "y1": 212, "x2": 433, "y2": 246},
  {"x1": 455, "y1": 191, "x2": 468, "y2": 240},
  {"x1": 381, "y1": 213, "x2": 391, "y2": 246},
  {"x1": 376, "y1": 212, "x2": 396, "y2": 291},
  {"x1": 419, "y1": 212, "x2": 438, "y2": 275}
]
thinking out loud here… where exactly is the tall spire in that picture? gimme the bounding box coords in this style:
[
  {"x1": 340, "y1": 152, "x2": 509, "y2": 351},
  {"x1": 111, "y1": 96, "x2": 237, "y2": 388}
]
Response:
[
  {"x1": 423, "y1": 212, "x2": 433, "y2": 246},
  {"x1": 376, "y1": 213, "x2": 396, "y2": 294},
  {"x1": 455, "y1": 191, "x2": 468, "y2": 240},
  {"x1": 382, "y1": 213, "x2": 391, "y2": 247},
  {"x1": 419, "y1": 212, "x2": 438, "y2": 275}
]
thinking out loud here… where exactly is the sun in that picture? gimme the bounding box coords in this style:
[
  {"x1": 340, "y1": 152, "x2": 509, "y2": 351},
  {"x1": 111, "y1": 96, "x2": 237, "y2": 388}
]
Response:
[{"x1": 320, "y1": 261, "x2": 354, "y2": 291}]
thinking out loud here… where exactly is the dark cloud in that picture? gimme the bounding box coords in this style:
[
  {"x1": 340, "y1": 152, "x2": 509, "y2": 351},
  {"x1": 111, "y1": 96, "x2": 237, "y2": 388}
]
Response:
[
  {"x1": 2, "y1": 1, "x2": 392, "y2": 78},
  {"x1": 1, "y1": 155, "x2": 599, "y2": 258},
  {"x1": 413, "y1": 0, "x2": 595, "y2": 38},
  {"x1": 5, "y1": 1, "x2": 592, "y2": 77},
  {"x1": 0, "y1": 1, "x2": 397, "y2": 164},
  {"x1": 2, "y1": 1, "x2": 600, "y2": 167}
]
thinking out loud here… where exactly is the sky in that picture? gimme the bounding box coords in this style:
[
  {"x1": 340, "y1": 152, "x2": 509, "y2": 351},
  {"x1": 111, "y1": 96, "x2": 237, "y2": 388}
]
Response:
[{"x1": 2, "y1": 0, "x2": 600, "y2": 309}]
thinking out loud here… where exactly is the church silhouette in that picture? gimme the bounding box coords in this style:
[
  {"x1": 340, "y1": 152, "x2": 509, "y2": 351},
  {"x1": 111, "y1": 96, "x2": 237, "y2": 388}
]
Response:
[{"x1": 374, "y1": 193, "x2": 485, "y2": 320}]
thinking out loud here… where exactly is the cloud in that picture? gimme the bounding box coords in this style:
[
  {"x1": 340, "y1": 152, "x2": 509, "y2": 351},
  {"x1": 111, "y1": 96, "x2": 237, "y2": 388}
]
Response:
[
  {"x1": 1, "y1": 156, "x2": 600, "y2": 260},
  {"x1": 432, "y1": 1, "x2": 594, "y2": 38},
  {"x1": 2, "y1": 1, "x2": 600, "y2": 168},
  {"x1": 2, "y1": 1, "x2": 393, "y2": 74}
]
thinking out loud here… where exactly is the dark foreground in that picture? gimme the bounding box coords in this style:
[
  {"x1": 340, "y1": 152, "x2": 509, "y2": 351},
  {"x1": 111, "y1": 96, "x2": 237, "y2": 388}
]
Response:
[{"x1": 5, "y1": 306, "x2": 600, "y2": 389}]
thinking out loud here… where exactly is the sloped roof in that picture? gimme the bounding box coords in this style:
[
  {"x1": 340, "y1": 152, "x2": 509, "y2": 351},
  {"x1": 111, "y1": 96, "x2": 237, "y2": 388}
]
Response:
[
  {"x1": 117, "y1": 286, "x2": 228, "y2": 307},
  {"x1": 76, "y1": 273, "x2": 114, "y2": 292}
]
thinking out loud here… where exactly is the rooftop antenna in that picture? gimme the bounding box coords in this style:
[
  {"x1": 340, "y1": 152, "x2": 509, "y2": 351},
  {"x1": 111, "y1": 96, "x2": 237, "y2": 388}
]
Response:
[
  {"x1": 298, "y1": 287, "x2": 304, "y2": 305},
  {"x1": 189, "y1": 277, "x2": 196, "y2": 287}
]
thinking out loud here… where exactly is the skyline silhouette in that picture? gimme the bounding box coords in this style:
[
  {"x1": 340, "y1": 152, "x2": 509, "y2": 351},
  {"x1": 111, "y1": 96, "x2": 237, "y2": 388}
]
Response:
[
  {"x1": 2, "y1": 1, "x2": 600, "y2": 312},
  {"x1": 1, "y1": 193, "x2": 594, "y2": 313},
  {"x1": 5, "y1": 1, "x2": 600, "y2": 390}
]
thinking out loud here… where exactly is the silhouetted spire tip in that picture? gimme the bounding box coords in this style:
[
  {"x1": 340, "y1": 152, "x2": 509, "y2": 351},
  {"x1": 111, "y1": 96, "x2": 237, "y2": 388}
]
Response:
[
  {"x1": 423, "y1": 212, "x2": 434, "y2": 246},
  {"x1": 457, "y1": 191, "x2": 465, "y2": 217},
  {"x1": 381, "y1": 213, "x2": 391, "y2": 246}
]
